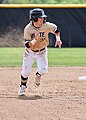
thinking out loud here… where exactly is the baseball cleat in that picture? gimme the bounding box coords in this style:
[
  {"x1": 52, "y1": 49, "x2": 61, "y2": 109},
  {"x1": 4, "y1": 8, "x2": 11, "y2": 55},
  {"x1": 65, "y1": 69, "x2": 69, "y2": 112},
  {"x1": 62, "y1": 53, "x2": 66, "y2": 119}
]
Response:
[
  {"x1": 35, "y1": 74, "x2": 41, "y2": 87},
  {"x1": 18, "y1": 85, "x2": 27, "y2": 96}
]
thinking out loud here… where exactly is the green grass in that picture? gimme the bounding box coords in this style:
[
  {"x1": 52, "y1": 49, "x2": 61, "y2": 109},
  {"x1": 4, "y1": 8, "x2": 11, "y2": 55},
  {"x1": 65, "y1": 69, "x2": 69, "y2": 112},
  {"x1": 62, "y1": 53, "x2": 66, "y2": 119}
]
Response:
[
  {"x1": 0, "y1": 47, "x2": 86, "y2": 67},
  {"x1": 48, "y1": 48, "x2": 86, "y2": 66},
  {"x1": 0, "y1": 48, "x2": 24, "y2": 67}
]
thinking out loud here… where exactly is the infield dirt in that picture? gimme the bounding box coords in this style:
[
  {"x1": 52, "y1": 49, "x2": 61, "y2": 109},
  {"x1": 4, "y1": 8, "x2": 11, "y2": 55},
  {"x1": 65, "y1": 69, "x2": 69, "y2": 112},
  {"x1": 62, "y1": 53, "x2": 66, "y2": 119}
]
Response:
[{"x1": 0, "y1": 67, "x2": 86, "y2": 120}]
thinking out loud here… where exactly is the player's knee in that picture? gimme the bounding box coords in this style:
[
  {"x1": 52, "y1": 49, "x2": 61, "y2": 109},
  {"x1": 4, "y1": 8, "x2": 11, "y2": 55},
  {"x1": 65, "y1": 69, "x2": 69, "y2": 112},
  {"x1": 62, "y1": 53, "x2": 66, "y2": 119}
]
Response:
[{"x1": 40, "y1": 68, "x2": 48, "y2": 75}]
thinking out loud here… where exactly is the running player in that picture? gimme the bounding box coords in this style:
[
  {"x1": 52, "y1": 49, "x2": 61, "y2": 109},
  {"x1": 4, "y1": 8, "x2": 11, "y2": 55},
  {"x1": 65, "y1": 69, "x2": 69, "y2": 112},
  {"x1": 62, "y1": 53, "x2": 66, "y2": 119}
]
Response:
[{"x1": 18, "y1": 8, "x2": 62, "y2": 95}]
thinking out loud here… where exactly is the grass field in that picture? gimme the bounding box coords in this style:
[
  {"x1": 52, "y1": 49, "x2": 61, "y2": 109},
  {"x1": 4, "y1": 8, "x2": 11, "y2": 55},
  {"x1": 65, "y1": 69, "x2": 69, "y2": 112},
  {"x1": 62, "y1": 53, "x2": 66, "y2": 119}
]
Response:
[{"x1": 0, "y1": 47, "x2": 86, "y2": 67}]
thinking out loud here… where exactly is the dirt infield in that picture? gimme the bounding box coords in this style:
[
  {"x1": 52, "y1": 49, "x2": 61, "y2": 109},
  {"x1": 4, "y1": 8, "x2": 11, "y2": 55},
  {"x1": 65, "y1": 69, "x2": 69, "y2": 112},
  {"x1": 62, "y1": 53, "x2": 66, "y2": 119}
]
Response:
[{"x1": 0, "y1": 67, "x2": 86, "y2": 120}]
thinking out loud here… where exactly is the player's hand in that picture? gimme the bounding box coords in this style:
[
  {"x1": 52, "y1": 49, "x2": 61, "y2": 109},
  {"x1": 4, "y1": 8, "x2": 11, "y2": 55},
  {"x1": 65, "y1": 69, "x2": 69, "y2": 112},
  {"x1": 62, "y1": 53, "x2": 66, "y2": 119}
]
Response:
[
  {"x1": 55, "y1": 40, "x2": 62, "y2": 48},
  {"x1": 30, "y1": 32, "x2": 39, "y2": 46},
  {"x1": 35, "y1": 32, "x2": 39, "y2": 40}
]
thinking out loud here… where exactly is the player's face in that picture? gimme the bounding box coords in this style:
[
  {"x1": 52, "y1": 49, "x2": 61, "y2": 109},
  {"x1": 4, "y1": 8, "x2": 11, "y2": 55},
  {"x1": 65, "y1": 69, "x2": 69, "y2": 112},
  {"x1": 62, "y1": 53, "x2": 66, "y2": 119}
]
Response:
[
  {"x1": 35, "y1": 17, "x2": 44, "y2": 27},
  {"x1": 38, "y1": 17, "x2": 44, "y2": 23}
]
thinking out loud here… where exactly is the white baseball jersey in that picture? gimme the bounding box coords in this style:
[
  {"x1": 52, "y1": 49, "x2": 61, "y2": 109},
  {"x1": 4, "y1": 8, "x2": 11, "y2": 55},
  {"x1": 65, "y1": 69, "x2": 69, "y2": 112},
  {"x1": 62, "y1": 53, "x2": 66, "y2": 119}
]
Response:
[
  {"x1": 24, "y1": 21, "x2": 57, "y2": 51},
  {"x1": 21, "y1": 21, "x2": 58, "y2": 78}
]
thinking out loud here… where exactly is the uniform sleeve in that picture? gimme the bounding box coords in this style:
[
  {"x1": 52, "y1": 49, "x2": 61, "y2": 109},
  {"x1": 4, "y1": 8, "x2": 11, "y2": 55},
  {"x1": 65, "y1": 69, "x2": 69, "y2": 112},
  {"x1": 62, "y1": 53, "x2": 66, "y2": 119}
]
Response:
[
  {"x1": 47, "y1": 22, "x2": 58, "y2": 34},
  {"x1": 55, "y1": 27, "x2": 60, "y2": 33},
  {"x1": 24, "y1": 26, "x2": 31, "y2": 40}
]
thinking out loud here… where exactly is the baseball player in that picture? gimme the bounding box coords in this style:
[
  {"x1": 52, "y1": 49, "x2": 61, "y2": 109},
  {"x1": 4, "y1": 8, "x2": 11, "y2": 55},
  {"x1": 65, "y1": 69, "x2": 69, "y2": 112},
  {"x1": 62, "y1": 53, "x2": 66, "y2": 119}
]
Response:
[{"x1": 18, "y1": 8, "x2": 62, "y2": 95}]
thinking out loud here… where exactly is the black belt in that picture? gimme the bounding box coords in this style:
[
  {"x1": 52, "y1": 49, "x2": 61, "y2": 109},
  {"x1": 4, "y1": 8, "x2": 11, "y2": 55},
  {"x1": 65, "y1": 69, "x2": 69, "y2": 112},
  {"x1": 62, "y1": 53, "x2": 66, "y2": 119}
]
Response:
[{"x1": 32, "y1": 47, "x2": 45, "y2": 52}]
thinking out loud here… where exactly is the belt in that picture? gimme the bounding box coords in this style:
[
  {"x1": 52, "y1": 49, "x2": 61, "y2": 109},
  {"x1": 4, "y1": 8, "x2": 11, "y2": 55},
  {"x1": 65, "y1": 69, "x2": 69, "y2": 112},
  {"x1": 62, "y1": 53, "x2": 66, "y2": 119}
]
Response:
[{"x1": 31, "y1": 47, "x2": 45, "y2": 52}]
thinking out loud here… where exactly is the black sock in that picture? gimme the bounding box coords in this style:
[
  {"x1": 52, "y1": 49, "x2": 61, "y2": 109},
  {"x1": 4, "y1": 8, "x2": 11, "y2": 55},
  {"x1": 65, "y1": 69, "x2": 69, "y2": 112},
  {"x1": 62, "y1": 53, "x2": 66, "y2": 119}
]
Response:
[
  {"x1": 20, "y1": 82, "x2": 27, "y2": 86},
  {"x1": 20, "y1": 75, "x2": 28, "y2": 86},
  {"x1": 36, "y1": 72, "x2": 41, "y2": 76}
]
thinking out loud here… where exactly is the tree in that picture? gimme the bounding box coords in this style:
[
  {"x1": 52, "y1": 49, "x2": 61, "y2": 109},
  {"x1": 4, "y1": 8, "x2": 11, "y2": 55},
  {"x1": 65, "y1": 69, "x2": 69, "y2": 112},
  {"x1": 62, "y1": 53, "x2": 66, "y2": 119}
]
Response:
[
  {"x1": 1, "y1": 0, "x2": 86, "y2": 4},
  {"x1": 0, "y1": 0, "x2": 4, "y2": 3}
]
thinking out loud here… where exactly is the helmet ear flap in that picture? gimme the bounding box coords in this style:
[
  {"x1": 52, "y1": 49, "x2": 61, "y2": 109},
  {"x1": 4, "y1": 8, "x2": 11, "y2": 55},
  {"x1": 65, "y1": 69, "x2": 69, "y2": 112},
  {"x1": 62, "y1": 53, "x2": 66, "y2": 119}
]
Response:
[
  {"x1": 43, "y1": 17, "x2": 46, "y2": 23},
  {"x1": 31, "y1": 16, "x2": 38, "y2": 22}
]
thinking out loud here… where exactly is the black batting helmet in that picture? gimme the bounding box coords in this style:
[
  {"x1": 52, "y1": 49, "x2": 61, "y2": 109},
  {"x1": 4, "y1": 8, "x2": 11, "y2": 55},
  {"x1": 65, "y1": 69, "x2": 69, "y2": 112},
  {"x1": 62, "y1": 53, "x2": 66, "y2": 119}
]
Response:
[{"x1": 29, "y1": 8, "x2": 47, "y2": 22}]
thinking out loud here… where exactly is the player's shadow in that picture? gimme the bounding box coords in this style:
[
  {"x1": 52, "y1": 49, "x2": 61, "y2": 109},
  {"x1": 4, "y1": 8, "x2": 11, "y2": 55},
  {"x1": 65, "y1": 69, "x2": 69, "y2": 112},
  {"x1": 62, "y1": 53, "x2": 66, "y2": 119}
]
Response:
[{"x1": 18, "y1": 95, "x2": 52, "y2": 100}]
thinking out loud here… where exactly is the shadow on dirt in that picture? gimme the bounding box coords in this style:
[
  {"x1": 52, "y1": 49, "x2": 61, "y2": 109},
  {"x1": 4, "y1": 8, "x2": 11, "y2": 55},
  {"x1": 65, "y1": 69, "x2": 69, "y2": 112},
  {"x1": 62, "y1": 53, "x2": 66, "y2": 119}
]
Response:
[{"x1": 18, "y1": 95, "x2": 52, "y2": 100}]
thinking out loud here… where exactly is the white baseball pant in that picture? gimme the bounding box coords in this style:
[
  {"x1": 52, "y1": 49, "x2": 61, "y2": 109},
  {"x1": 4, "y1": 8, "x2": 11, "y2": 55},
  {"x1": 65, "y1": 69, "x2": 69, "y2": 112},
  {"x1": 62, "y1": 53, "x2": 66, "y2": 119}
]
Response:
[{"x1": 21, "y1": 47, "x2": 48, "y2": 78}]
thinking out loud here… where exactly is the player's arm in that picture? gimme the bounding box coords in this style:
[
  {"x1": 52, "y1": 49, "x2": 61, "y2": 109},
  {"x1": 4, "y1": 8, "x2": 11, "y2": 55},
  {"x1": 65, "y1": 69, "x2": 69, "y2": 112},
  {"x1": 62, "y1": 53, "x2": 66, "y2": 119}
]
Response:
[
  {"x1": 49, "y1": 23, "x2": 62, "y2": 48},
  {"x1": 24, "y1": 40, "x2": 31, "y2": 48},
  {"x1": 55, "y1": 28, "x2": 62, "y2": 48},
  {"x1": 24, "y1": 32, "x2": 39, "y2": 48},
  {"x1": 24, "y1": 39, "x2": 37, "y2": 48},
  {"x1": 24, "y1": 27, "x2": 39, "y2": 48}
]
